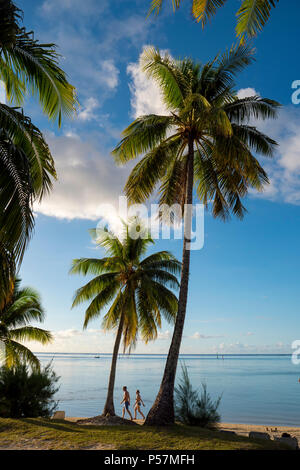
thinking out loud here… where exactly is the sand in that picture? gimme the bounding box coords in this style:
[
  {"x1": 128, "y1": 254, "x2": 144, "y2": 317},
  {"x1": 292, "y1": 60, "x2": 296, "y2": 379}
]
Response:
[
  {"x1": 65, "y1": 417, "x2": 300, "y2": 438},
  {"x1": 219, "y1": 422, "x2": 300, "y2": 439}
]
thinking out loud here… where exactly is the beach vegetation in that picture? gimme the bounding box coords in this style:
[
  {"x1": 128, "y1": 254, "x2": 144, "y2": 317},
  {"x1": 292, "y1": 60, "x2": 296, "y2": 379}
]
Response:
[
  {"x1": 0, "y1": 278, "x2": 52, "y2": 369},
  {"x1": 0, "y1": 0, "x2": 77, "y2": 299},
  {"x1": 0, "y1": 362, "x2": 59, "y2": 418},
  {"x1": 175, "y1": 364, "x2": 221, "y2": 428}
]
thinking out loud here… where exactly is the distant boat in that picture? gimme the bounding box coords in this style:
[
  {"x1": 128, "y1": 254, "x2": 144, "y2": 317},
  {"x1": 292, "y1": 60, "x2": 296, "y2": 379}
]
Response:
[{"x1": 94, "y1": 356, "x2": 100, "y2": 359}]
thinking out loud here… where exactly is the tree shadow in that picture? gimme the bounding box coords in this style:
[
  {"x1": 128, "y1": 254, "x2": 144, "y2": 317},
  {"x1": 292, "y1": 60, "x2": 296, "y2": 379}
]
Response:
[{"x1": 23, "y1": 418, "x2": 82, "y2": 433}]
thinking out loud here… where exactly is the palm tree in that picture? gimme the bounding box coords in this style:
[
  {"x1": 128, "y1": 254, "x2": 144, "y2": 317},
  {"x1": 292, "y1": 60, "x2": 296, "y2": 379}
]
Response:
[
  {"x1": 148, "y1": 0, "x2": 279, "y2": 43},
  {"x1": 0, "y1": 0, "x2": 77, "y2": 295},
  {"x1": 112, "y1": 46, "x2": 280, "y2": 425},
  {"x1": 70, "y1": 220, "x2": 181, "y2": 416},
  {"x1": 0, "y1": 278, "x2": 53, "y2": 369}
]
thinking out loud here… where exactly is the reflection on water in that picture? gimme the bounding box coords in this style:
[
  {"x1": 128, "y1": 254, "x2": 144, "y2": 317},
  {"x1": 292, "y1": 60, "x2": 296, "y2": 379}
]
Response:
[{"x1": 37, "y1": 353, "x2": 300, "y2": 426}]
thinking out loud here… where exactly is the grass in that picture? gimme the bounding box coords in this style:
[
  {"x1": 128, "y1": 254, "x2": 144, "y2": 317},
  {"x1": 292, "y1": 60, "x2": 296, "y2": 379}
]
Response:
[{"x1": 0, "y1": 417, "x2": 290, "y2": 450}]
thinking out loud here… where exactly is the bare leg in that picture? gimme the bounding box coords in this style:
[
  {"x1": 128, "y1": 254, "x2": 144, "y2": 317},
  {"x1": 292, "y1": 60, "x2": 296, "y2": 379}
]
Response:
[
  {"x1": 122, "y1": 407, "x2": 125, "y2": 419},
  {"x1": 138, "y1": 406, "x2": 145, "y2": 419},
  {"x1": 134, "y1": 406, "x2": 137, "y2": 420},
  {"x1": 127, "y1": 409, "x2": 133, "y2": 420}
]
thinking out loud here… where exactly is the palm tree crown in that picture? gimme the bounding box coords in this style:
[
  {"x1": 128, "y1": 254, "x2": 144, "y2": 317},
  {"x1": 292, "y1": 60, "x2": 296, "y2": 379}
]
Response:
[
  {"x1": 71, "y1": 221, "x2": 180, "y2": 351},
  {"x1": 0, "y1": 278, "x2": 53, "y2": 369},
  {"x1": 113, "y1": 45, "x2": 280, "y2": 219}
]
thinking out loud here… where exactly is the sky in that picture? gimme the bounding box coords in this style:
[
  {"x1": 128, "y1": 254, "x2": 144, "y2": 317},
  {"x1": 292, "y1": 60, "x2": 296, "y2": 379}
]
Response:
[{"x1": 12, "y1": 0, "x2": 300, "y2": 354}]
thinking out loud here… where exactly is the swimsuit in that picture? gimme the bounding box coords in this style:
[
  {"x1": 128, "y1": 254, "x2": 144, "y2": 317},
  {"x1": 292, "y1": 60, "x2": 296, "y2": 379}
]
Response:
[{"x1": 123, "y1": 400, "x2": 129, "y2": 410}]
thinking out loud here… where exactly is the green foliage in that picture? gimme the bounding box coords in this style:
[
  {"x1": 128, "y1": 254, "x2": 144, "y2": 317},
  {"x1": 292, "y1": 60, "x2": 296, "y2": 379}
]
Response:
[
  {"x1": 0, "y1": 0, "x2": 77, "y2": 295},
  {"x1": 148, "y1": 0, "x2": 280, "y2": 42},
  {"x1": 175, "y1": 364, "x2": 222, "y2": 428},
  {"x1": 70, "y1": 219, "x2": 181, "y2": 351},
  {"x1": 0, "y1": 362, "x2": 59, "y2": 418},
  {"x1": 0, "y1": 278, "x2": 53, "y2": 369}
]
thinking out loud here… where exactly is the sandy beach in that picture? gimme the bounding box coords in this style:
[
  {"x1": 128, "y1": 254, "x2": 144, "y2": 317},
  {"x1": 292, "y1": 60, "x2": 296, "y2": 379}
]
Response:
[{"x1": 64, "y1": 417, "x2": 300, "y2": 439}]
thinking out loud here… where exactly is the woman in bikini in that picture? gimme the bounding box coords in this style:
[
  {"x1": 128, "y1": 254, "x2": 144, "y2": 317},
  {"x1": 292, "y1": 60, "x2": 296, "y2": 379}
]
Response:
[{"x1": 134, "y1": 389, "x2": 145, "y2": 420}]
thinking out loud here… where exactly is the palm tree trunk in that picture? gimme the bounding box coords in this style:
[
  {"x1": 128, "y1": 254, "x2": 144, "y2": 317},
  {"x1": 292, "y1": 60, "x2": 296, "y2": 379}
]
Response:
[
  {"x1": 102, "y1": 312, "x2": 124, "y2": 416},
  {"x1": 145, "y1": 137, "x2": 194, "y2": 426}
]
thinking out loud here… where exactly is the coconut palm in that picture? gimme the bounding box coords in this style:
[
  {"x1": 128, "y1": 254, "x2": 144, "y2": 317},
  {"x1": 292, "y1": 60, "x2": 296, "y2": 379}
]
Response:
[
  {"x1": 149, "y1": 0, "x2": 279, "y2": 43},
  {"x1": 112, "y1": 45, "x2": 280, "y2": 424},
  {"x1": 0, "y1": 278, "x2": 53, "y2": 369},
  {"x1": 0, "y1": 0, "x2": 77, "y2": 295},
  {"x1": 70, "y1": 219, "x2": 181, "y2": 416}
]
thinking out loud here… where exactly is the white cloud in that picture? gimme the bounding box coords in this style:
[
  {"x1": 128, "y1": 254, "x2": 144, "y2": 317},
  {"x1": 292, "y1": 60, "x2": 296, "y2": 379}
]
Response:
[
  {"x1": 97, "y1": 60, "x2": 119, "y2": 91},
  {"x1": 252, "y1": 107, "x2": 300, "y2": 205},
  {"x1": 37, "y1": 6, "x2": 151, "y2": 102},
  {"x1": 34, "y1": 132, "x2": 129, "y2": 220},
  {"x1": 191, "y1": 332, "x2": 225, "y2": 339},
  {"x1": 236, "y1": 87, "x2": 300, "y2": 206},
  {"x1": 157, "y1": 330, "x2": 171, "y2": 340},
  {"x1": 41, "y1": 0, "x2": 108, "y2": 16},
  {"x1": 127, "y1": 47, "x2": 169, "y2": 118},
  {"x1": 78, "y1": 97, "x2": 100, "y2": 122},
  {"x1": 237, "y1": 87, "x2": 259, "y2": 99},
  {"x1": 25, "y1": 327, "x2": 172, "y2": 354}
]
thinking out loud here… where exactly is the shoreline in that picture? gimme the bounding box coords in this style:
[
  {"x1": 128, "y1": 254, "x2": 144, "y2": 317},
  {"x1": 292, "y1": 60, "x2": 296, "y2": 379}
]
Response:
[{"x1": 65, "y1": 417, "x2": 300, "y2": 438}]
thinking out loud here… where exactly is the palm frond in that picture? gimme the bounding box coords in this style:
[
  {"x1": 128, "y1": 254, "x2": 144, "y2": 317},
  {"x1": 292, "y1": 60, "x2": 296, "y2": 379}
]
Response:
[
  {"x1": 4, "y1": 339, "x2": 41, "y2": 369},
  {"x1": 72, "y1": 273, "x2": 119, "y2": 308},
  {"x1": 141, "y1": 46, "x2": 186, "y2": 110},
  {"x1": 225, "y1": 95, "x2": 281, "y2": 123},
  {"x1": 112, "y1": 114, "x2": 173, "y2": 164},
  {"x1": 2, "y1": 30, "x2": 78, "y2": 125},
  {"x1": 9, "y1": 326, "x2": 53, "y2": 344},
  {"x1": 236, "y1": 0, "x2": 279, "y2": 43},
  {"x1": 83, "y1": 282, "x2": 120, "y2": 329},
  {"x1": 124, "y1": 136, "x2": 181, "y2": 204},
  {"x1": 70, "y1": 257, "x2": 120, "y2": 276},
  {"x1": 191, "y1": 0, "x2": 227, "y2": 27}
]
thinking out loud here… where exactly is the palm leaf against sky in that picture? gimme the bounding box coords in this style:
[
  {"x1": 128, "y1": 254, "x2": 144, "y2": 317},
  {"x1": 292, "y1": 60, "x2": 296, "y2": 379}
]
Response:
[
  {"x1": 70, "y1": 219, "x2": 181, "y2": 416},
  {"x1": 0, "y1": 278, "x2": 53, "y2": 369},
  {"x1": 0, "y1": 1, "x2": 77, "y2": 295},
  {"x1": 148, "y1": 0, "x2": 280, "y2": 43},
  {"x1": 112, "y1": 46, "x2": 280, "y2": 425}
]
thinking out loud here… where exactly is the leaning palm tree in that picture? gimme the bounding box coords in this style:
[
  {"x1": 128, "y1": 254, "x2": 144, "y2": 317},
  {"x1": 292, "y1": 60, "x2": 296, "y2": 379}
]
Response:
[
  {"x1": 149, "y1": 0, "x2": 279, "y2": 43},
  {"x1": 112, "y1": 45, "x2": 280, "y2": 425},
  {"x1": 0, "y1": 278, "x2": 53, "y2": 369},
  {"x1": 70, "y1": 219, "x2": 181, "y2": 416},
  {"x1": 0, "y1": 0, "x2": 77, "y2": 295}
]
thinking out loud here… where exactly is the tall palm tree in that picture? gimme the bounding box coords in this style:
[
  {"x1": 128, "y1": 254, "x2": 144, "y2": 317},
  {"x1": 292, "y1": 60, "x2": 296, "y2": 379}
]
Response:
[
  {"x1": 0, "y1": 0, "x2": 77, "y2": 295},
  {"x1": 70, "y1": 220, "x2": 181, "y2": 416},
  {"x1": 0, "y1": 278, "x2": 53, "y2": 369},
  {"x1": 148, "y1": 0, "x2": 279, "y2": 43},
  {"x1": 112, "y1": 45, "x2": 280, "y2": 425}
]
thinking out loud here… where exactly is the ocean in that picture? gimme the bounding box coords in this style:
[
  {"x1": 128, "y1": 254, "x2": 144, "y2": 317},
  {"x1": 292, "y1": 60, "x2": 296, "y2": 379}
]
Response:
[{"x1": 37, "y1": 353, "x2": 300, "y2": 426}]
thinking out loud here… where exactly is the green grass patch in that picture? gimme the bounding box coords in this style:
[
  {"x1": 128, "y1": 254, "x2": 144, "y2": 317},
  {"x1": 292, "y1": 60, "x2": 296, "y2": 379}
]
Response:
[{"x1": 0, "y1": 418, "x2": 289, "y2": 450}]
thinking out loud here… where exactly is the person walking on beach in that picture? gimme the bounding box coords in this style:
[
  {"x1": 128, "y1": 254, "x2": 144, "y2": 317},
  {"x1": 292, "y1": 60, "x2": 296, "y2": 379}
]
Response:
[
  {"x1": 134, "y1": 390, "x2": 145, "y2": 420},
  {"x1": 121, "y1": 386, "x2": 133, "y2": 420}
]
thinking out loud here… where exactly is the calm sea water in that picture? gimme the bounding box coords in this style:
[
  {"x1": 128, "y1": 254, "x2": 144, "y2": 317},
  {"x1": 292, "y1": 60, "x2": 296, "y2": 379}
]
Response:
[{"x1": 37, "y1": 353, "x2": 300, "y2": 426}]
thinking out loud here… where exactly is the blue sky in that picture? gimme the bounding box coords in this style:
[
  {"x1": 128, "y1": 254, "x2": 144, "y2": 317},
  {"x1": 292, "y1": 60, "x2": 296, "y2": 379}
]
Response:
[{"x1": 15, "y1": 0, "x2": 300, "y2": 354}]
